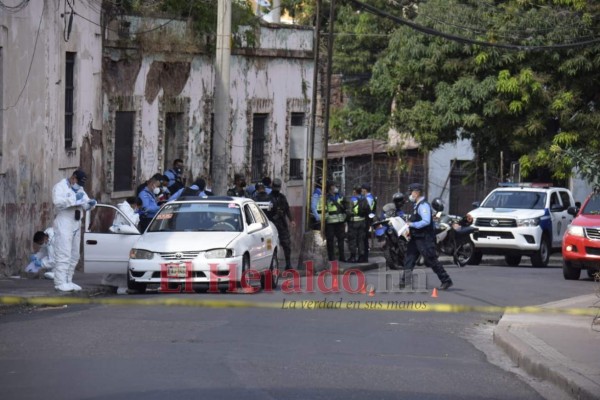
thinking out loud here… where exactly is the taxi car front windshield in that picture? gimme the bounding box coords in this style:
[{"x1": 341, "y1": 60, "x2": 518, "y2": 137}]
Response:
[{"x1": 147, "y1": 202, "x2": 243, "y2": 232}]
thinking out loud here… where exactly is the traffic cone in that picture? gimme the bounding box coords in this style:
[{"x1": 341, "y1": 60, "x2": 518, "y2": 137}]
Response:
[
  {"x1": 431, "y1": 288, "x2": 438, "y2": 298},
  {"x1": 359, "y1": 283, "x2": 367, "y2": 294},
  {"x1": 368, "y1": 285, "x2": 375, "y2": 297}
]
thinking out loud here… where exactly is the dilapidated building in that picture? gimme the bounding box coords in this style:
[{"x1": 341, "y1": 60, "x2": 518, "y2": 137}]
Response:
[{"x1": 0, "y1": 1, "x2": 314, "y2": 276}]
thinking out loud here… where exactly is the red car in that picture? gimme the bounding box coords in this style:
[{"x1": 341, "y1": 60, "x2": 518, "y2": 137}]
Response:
[{"x1": 562, "y1": 190, "x2": 600, "y2": 280}]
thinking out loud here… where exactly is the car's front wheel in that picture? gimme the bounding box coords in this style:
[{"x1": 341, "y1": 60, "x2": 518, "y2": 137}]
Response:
[
  {"x1": 531, "y1": 236, "x2": 550, "y2": 267},
  {"x1": 563, "y1": 260, "x2": 581, "y2": 280},
  {"x1": 127, "y1": 272, "x2": 147, "y2": 294},
  {"x1": 505, "y1": 255, "x2": 522, "y2": 266}
]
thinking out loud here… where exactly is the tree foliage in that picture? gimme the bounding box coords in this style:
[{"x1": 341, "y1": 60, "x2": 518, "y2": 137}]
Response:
[{"x1": 332, "y1": 0, "x2": 600, "y2": 184}]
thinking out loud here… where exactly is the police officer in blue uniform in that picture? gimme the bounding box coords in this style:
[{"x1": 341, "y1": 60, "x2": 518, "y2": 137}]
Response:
[{"x1": 400, "y1": 183, "x2": 453, "y2": 290}]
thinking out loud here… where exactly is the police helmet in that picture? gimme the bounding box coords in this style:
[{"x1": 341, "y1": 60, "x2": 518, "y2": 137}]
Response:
[
  {"x1": 392, "y1": 192, "x2": 405, "y2": 205},
  {"x1": 272, "y1": 178, "x2": 282, "y2": 189},
  {"x1": 431, "y1": 197, "x2": 445, "y2": 212}
]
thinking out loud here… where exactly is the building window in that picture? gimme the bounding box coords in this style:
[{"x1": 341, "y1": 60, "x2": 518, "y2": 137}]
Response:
[
  {"x1": 164, "y1": 112, "x2": 185, "y2": 172},
  {"x1": 289, "y1": 112, "x2": 306, "y2": 180},
  {"x1": 251, "y1": 114, "x2": 267, "y2": 182},
  {"x1": 113, "y1": 111, "x2": 135, "y2": 192},
  {"x1": 65, "y1": 52, "x2": 75, "y2": 149}
]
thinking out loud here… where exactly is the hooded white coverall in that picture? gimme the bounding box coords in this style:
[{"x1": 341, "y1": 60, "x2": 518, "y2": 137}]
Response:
[{"x1": 52, "y1": 179, "x2": 94, "y2": 289}]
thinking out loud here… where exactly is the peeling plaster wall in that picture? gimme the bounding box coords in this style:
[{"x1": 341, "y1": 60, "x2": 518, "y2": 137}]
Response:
[
  {"x1": 0, "y1": 10, "x2": 314, "y2": 276},
  {"x1": 229, "y1": 26, "x2": 313, "y2": 184},
  {"x1": 0, "y1": 1, "x2": 102, "y2": 276}
]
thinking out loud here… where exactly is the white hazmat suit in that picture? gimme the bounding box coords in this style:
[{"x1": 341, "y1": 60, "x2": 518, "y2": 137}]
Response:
[{"x1": 52, "y1": 178, "x2": 95, "y2": 291}]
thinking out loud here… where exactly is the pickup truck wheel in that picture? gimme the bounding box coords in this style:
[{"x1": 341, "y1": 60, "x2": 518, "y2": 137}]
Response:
[
  {"x1": 530, "y1": 236, "x2": 550, "y2": 267},
  {"x1": 505, "y1": 255, "x2": 522, "y2": 266},
  {"x1": 562, "y1": 260, "x2": 581, "y2": 280}
]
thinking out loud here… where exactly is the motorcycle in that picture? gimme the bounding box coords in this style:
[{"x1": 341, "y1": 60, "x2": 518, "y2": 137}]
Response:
[
  {"x1": 372, "y1": 203, "x2": 410, "y2": 270},
  {"x1": 430, "y1": 207, "x2": 478, "y2": 267}
]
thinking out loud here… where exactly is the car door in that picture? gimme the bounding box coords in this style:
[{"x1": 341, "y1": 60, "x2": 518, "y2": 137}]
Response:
[
  {"x1": 558, "y1": 190, "x2": 574, "y2": 240},
  {"x1": 242, "y1": 204, "x2": 263, "y2": 270},
  {"x1": 548, "y1": 191, "x2": 565, "y2": 248},
  {"x1": 249, "y1": 202, "x2": 273, "y2": 270},
  {"x1": 84, "y1": 204, "x2": 141, "y2": 274}
]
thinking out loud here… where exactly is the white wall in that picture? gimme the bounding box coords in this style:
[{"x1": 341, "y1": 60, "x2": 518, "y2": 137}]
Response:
[{"x1": 427, "y1": 138, "x2": 475, "y2": 206}]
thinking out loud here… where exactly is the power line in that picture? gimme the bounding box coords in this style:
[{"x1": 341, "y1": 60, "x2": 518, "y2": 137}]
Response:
[{"x1": 348, "y1": 0, "x2": 600, "y2": 51}]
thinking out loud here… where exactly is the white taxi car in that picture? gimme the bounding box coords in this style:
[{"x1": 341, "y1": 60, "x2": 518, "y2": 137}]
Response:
[{"x1": 84, "y1": 196, "x2": 280, "y2": 293}]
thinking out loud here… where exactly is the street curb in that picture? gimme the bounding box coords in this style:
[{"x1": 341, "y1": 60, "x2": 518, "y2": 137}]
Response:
[{"x1": 493, "y1": 309, "x2": 600, "y2": 399}]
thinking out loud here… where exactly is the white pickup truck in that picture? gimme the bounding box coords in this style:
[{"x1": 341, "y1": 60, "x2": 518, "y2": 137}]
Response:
[{"x1": 467, "y1": 184, "x2": 576, "y2": 267}]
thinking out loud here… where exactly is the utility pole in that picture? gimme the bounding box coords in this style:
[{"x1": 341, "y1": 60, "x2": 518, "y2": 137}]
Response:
[
  {"x1": 305, "y1": 0, "x2": 322, "y2": 231},
  {"x1": 213, "y1": 0, "x2": 232, "y2": 195},
  {"x1": 320, "y1": 0, "x2": 336, "y2": 236}
]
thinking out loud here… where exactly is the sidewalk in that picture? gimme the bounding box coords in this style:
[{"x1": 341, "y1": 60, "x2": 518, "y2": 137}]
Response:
[
  {"x1": 0, "y1": 271, "x2": 117, "y2": 299},
  {"x1": 494, "y1": 294, "x2": 600, "y2": 400}
]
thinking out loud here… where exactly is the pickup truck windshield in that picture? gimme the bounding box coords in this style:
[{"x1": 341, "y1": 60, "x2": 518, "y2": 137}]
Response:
[
  {"x1": 582, "y1": 193, "x2": 600, "y2": 215},
  {"x1": 481, "y1": 191, "x2": 547, "y2": 210}
]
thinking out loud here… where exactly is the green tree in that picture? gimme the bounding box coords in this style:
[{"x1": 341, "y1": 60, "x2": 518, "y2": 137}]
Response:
[{"x1": 361, "y1": 0, "x2": 600, "y2": 182}]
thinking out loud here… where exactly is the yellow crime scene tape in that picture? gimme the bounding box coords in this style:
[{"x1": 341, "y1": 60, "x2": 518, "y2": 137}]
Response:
[{"x1": 0, "y1": 295, "x2": 598, "y2": 317}]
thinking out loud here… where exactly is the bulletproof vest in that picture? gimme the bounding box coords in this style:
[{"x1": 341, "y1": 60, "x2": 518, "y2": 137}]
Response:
[{"x1": 409, "y1": 200, "x2": 435, "y2": 238}]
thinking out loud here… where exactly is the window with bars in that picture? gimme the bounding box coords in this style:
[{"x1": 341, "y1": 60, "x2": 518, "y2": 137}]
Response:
[
  {"x1": 289, "y1": 112, "x2": 305, "y2": 180},
  {"x1": 65, "y1": 52, "x2": 75, "y2": 149},
  {"x1": 113, "y1": 111, "x2": 135, "y2": 192},
  {"x1": 251, "y1": 114, "x2": 267, "y2": 182}
]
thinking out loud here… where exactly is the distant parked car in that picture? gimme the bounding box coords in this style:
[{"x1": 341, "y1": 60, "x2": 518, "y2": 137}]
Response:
[{"x1": 562, "y1": 189, "x2": 600, "y2": 280}]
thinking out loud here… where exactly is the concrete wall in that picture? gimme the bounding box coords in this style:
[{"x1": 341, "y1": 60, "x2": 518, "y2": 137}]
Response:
[
  {"x1": 0, "y1": 1, "x2": 103, "y2": 276},
  {"x1": 427, "y1": 138, "x2": 475, "y2": 205},
  {"x1": 0, "y1": 5, "x2": 314, "y2": 276}
]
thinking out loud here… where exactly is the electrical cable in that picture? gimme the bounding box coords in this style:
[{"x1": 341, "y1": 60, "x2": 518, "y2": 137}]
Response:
[
  {"x1": 347, "y1": 0, "x2": 600, "y2": 51},
  {"x1": 1, "y1": 1, "x2": 43, "y2": 111}
]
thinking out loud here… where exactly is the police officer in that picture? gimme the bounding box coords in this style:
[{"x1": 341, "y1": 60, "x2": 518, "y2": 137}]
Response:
[
  {"x1": 319, "y1": 181, "x2": 346, "y2": 262},
  {"x1": 267, "y1": 178, "x2": 295, "y2": 270},
  {"x1": 346, "y1": 186, "x2": 366, "y2": 263},
  {"x1": 309, "y1": 179, "x2": 323, "y2": 230},
  {"x1": 253, "y1": 181, "x2": 270, "y2": 202},
  {"x1": 400, "y1": 183, "x2": 453, "y2": 290},
  {"x1": 361, "y1": 183, "x2": 376, "y2": 262},
  {"x1": 138, "y1": 176, "x2": 161, "y2": 232},
  {"x1": 227, "y1": 173, "x2": 250, "y2": 197}
]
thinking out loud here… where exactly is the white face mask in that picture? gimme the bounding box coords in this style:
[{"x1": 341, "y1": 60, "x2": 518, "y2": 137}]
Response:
[
  {"x1": 71, "y1": 183, "x2": 81, "y2": 192},
  {"x1": 333, "y1": 188, "x2": 339, "y2": 194},
  {"x1": 409, "y1": 194, "x2": 417, "y2": 202},
  {"x1": 153, "y1": 187, "x2": 161, "y2": 195}
]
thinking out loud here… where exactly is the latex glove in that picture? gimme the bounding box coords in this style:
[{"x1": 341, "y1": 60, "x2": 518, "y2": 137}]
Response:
[
  {"x1": 75, "y1": 192, "x2": 84, "y2": 201},
  {"x1": 88, "y1": 199, "x2": 97, "y2": 208},
  {"x1": 34, "y1": 258, "x2": 42, "y2": 267},
  {"x1": 29, "y1": 254, "x2": 37, "y2": 263}
]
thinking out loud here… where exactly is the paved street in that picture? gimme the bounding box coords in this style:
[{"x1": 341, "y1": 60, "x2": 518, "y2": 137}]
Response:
[{"x1": 0, "y1": 259, "x2": 597, "y2": 400}]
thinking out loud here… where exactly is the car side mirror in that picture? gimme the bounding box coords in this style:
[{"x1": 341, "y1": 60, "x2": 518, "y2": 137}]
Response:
[
  {"x1": 567, "y1": 206, "x2": 579, "y2": 216},
  {"x1": 471, "y1": 201, "x2": 480, "y2": 209},
  {"x1": 247, "y1": 222, "x2": 263, "y2": 233}
]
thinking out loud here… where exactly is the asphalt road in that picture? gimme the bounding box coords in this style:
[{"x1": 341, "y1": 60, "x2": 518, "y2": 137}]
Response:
[{"x1": 0, "y1": 259, "x2": 596, "y2": 400}]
